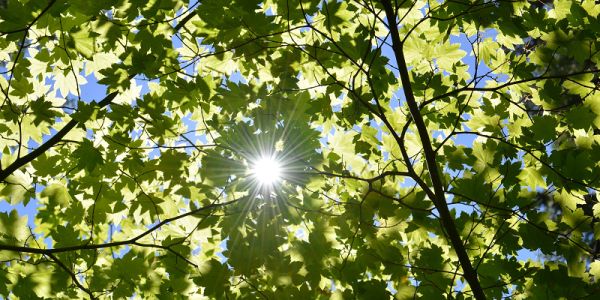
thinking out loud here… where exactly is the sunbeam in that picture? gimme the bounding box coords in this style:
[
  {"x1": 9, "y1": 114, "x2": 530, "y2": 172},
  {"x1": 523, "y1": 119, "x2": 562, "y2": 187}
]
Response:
[{"x1": 250, "y1": 155, "x2": 282, "y2": 186}]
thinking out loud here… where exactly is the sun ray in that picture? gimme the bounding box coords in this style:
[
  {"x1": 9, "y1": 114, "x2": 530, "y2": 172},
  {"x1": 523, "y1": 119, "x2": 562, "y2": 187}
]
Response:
[{"x1": 250, "y1": 155, "x2": 282, "y2": 186}]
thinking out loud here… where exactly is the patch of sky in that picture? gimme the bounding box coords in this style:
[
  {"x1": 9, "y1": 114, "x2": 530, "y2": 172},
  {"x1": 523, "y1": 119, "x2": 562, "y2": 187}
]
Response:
[
  {"x1": 190, "y1": 245, "x2": 202, "y2": 257},
  {"x1": 317, "y1": 127, "x2": 336, "y2": 149},
  {"x1": 352, "y1": 124, "x2": 363, "y2": 134},
  {"x1": 447, "y1": 201, "x2": 477, "y2": 218},
  {"x1": 179, "y1": 198, "x2": 191, "y2": 211},
  {"x1": 453, "y1": 29, "x2": 513, "y2": 88},
  {"x1": 44, "y1": 75, "x2": 59, "y2": 97},
  {"x1": 86, "y1": 128, "x2": 94, "y2": 140},
  {"x1": 0, "y1": 198, "x2": 40, "y2": 228},
  {"x1": 503, "y1": 284, "x2": 518, "y2": 298},
  {"x1": 452, "y1": 118, "x2": 476, "y2": 147},
  {"x1": 103, "y1": 8, "x2": 114, "y2": 20},
  {"x1": 113, "y1": 245, "x2": 131, "y2": 259},
  {"x1": 408, "y1": 275, "x2": 420, "y2": 287},
  {"x1": 79, "y1": 73, "x2": 107, "y2": 102},
  {"x1": 264, "y1": 6, "x2": 275, "y2": 17},
  {"x1": 217, "y1": 237, "x2": 229, "y2": 263},
  {"x1": 516, "y1": 248, "x2": 545, "y2": 263},
  {"x1": 136, "y1": 77, "x2": 152, "y2": 98},
  {"x1": 330, "y1": 279, "x2": 337, "y2": 291},
  {"x1": 386, "y1": 281, "x2": 397, "y2": 294},
  {"x1": 26, "y1": 137, "x2": 40, "y2": 152},
  {"x1": 381, "y1": 151, "x2": 390, "y2": 164},
  {"x1": 39, "y1": 127, "x2": 58, "y2": 146},
  {"x1": 331, "y1": 103, "x2": 341, "y2": 113},
  {"x1": 454, "y1": 279, "x2": 465, "y2": 293},
  {"x1": 147, "y1": 147, "x2": 161, "y2": 160},
  {"x1": 128, "y1": 128, "x2": 144, "y2": 140},
  {"x1": 106, "y1": 223, "x2": 123, "y2": 243},
  {"x1": 431, "y1": 129, "x2": 445, "y2": 141},
  {"x1": 392, "y1": 168, "x2": 414, "y2": 187},
  {"x1": 373, "y1": 215, "x2": 381, "y2": 227},
  {"x1": 433, "y1": 128, "x2": 475, "y2": 149},
  {"x1": 390, "y1": 88, "x2": 405, "y2": 110},
  {"x1": 369, "y1": 118, "x2": 383, "y2": 136},
  {"x1": 380, "y1": 38, "x2": 399, "y2": 78},
  {"x1": 228, "y1": 71, "x2": 247, "y2": 84},
  {"x1": 294, "y1": 228, "x2": 306, "y2": 241},
  {"x1": 43, "y1": 236, "x2": 52, "y2": 248}
]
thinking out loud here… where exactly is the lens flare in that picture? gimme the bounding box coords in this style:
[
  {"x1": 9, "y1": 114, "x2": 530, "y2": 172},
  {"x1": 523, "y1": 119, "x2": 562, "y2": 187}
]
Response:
[{"x1": 251, "y1": 156, "x2": 282, "y2": 185}]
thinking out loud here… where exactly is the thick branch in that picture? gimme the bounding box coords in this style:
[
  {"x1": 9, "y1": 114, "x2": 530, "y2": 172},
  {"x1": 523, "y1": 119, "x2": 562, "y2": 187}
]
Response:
[
  {"x1": 0, "y1": 92, "x2": 117, "y2": 182},
  {"x1": 379, "y1": 0, "x2": 486, "y2": 298},
  {"x1": 173, "y1": 9, "x2": 196, "y2": 32}
]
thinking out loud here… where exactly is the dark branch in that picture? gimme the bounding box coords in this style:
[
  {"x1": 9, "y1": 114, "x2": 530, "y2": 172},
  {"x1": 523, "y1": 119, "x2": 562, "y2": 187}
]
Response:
[
  {"x1": 0, "y1": 199, "x2": 238, "y2": 255},
  {"x1": 420, "y1": 70, "x2": 600, "y2": 108},
  {"x1": 0, "y1": 0, "x2": 56, "y2": 36},
  {"x1": 46, "y1": 253, "x2": 96, "y2": 299},
  {"x1": 0, "y1": 92, "x2": 118, "y2": 182},
  {"x1": 379, "y1": 0, "x2": 486, "y2": 298}
]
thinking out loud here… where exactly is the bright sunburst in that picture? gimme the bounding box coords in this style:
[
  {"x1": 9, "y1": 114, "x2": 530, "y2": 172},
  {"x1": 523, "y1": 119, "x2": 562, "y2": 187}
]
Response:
[{"x1": 250, "y1": 155, "x2": 282, "y2": 186}]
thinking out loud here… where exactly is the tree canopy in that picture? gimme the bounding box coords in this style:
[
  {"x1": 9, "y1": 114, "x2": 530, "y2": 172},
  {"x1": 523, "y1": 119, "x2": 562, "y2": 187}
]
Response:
[{"x1": 1, "y1": 0, "x2": 600, "y2": 298}]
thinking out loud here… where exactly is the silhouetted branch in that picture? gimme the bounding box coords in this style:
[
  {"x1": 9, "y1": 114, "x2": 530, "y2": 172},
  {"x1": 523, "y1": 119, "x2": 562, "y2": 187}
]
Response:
[
  {"x1": 0, "y1": 92, "x2": 118, "y2": 182},
  {"x1": 0, "y1": 199, "x2": 238, "y2": 254}
]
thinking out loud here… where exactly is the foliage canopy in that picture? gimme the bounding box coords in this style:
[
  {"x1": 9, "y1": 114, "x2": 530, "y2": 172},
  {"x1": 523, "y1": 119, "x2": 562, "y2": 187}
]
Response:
[{"x1": 1, "y1": 0, "x2": 600, "y2": 298}]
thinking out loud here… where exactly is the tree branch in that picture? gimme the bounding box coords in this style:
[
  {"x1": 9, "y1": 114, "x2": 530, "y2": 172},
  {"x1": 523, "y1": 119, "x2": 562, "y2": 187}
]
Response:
[
  {"x1": 379, "y1": 0, "x2": 486, "y2": 298},
  {"x1": 173, "y1": 9, "x2": 196, "y2": 32},
  {"x1": 0, "y1": 199, "x2": 238, "y2": 254},
  {"x1": 0, "y1": 0, "x2": 56, "y2": 36},
  {"x1": 0, "y1": 92, "x2": 118, "y2": 182},
  {"x1": 46, "y1": 253, "x2": 96, "y2": 299},
  {"x1": 420, "y1": 69, "x2": 599, "y2": 108}
]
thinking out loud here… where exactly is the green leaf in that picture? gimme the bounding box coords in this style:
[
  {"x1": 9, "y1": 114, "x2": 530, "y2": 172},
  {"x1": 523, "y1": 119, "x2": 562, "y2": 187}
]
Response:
[
  {"x1": 73, "y1": 140, "x2": 103, "y2": 173},
  {"x1": 29, "y1": 97, "x2": 60, "y2": 126},
  {"x1": 0, "y1": 170, "x2": 33, "y2": 205},
  {"x1": 529, "y1": 115, "x2": 556, "y2": 142},
  {"x1": 41, "y1": 184, "x2": 72, "y2": 206},
  {"x1": 70, "y1": 29, "x2": 96, "y2": 59},
  {"x1": 0, "y1": 210, "x2": 28, "y2": 246},
  {"x1": 565, "y1": 105, "x2": 596, "y2": 130},
  {"x1": 518, "y1": 166, "x2": 547, "y2": 189}
]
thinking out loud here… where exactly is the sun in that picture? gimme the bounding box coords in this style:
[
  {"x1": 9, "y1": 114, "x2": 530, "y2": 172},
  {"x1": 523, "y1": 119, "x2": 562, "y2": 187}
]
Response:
[{"x1": 250, "y1": 155, "x2": 282, "y2": 186}]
